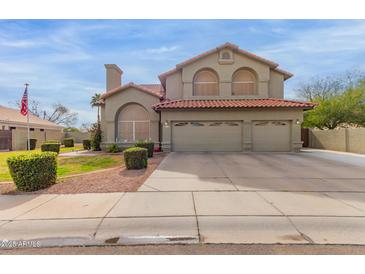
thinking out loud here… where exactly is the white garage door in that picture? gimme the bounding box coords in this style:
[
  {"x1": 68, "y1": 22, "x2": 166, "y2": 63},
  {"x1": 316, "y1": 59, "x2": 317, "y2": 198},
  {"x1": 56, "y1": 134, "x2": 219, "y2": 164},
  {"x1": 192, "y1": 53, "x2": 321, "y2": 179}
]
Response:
[
  {"x1": 172, "y1": 121, "x2": 242, "y2": 152},
  {"x1": 252, "y1": 120, "x2": 291, "y2": 152}
]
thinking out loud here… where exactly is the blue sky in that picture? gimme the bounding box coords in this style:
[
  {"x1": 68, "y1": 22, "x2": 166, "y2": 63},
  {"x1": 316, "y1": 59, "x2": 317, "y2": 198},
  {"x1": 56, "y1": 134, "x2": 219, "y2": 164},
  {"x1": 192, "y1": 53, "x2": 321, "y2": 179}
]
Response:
[{"x1": 1, "y1": 20, "x2": 365, "y2": 126}]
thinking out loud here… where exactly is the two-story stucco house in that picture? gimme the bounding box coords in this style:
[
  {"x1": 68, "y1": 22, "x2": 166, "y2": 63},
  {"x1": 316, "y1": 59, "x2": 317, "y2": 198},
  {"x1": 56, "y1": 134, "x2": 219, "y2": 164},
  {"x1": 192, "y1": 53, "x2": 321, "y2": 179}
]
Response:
[{"x1": 100, "y1": 42, "x2": 315, "y2": 152}]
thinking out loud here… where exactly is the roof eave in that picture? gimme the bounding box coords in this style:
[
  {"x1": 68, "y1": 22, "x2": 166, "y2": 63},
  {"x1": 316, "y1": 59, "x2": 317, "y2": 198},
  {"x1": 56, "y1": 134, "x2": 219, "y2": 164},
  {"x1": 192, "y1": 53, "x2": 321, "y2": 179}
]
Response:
[
  {"x1": 158, "y1": 42, "x2": 289, "y2": 84},
  {"x1": 100, "y1": 82, "x2": 163, "y2": 100}
]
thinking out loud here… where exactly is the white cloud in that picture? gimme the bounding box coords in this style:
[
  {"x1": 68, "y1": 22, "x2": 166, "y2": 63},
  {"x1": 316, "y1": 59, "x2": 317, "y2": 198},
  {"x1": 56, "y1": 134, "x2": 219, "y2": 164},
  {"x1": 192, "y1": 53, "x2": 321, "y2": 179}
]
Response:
[
  {"x1": 145, "y1": 46, "x2": 179, "y2": 54},
  {"x1": 257, "y1": 21, "x2": 365, "y2": 57},
  {"x1": 0, "y1": 39, "x2": 37, "y2": 48}
]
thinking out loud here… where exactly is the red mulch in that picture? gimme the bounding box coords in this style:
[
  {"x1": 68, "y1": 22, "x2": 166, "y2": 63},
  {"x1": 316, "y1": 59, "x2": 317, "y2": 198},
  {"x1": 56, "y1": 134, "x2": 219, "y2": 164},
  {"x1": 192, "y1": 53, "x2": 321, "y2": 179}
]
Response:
[{"x1": 0, "y1": 153, "x2": 167, "y2": 195}]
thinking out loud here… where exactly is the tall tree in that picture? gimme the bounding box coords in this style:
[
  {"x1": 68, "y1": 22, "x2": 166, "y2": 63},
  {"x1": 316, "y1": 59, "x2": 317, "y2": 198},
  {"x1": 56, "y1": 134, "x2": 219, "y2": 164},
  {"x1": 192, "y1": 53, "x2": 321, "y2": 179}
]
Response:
[
  {"x1": 295, "y1": 70, "x2": 365, "y2": 101},
  {"x1": 46, "y1": 103, "x2": 78, "y2": 126},
  {"x1": 90, "y1": 93, "x2": 102, "y2": 124},
  {"x1": 13, "y1": 100, "x2": 78, "y2": 127}
]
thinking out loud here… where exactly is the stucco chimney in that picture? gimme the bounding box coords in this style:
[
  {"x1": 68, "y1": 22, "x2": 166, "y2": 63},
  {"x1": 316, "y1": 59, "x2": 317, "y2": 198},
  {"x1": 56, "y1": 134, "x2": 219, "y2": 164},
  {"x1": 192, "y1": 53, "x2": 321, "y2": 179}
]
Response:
[{"x1": 104, "y1": 64, "x2": 123, "y2": 91}]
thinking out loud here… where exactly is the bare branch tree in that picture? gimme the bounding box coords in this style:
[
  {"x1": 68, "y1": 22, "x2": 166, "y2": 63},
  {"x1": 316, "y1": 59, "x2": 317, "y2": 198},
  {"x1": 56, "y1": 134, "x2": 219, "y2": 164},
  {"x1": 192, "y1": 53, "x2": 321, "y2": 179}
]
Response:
[
  {"x1": 295, "y1": 69, "x2": 365, "y2": 101},
  {"x1": 45, "y1": 103, "x2": 78, "y2": 127},
  {"x1": 12, "y1": 100, "x2": 78, "y2": 127}
]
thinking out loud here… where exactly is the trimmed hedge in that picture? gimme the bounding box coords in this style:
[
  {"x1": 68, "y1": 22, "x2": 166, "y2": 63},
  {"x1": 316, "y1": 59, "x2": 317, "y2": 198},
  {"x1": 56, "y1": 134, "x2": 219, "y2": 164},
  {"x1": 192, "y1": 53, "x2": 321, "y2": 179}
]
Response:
[
  {"x1": 27, "y1": 139, "x2": 37, "y2": 150},
  {"x1": 7, "y1": 152, "x2": 58, "y2": 192},
  {"x1": 83, "y1": 139, "x2": 91, "y2": 150},
  {"x1": 46, "y1": 140, "x2": 60, "y2": 144},
  {"x1": 123, "y1": 147, "x2": 148, "y2": 170},
  {"x1": 63, "y1": 138, "x2": 74, "y2": 147},
  {"x1": 41, "y1": 142, "x2": 61, "y2": 154},
  {"x1": 135, "y1": 140, "x2": 154, "y2": 158},
  {"x1": 106, "y1": 143, "x2": 120, "y2": 153}
]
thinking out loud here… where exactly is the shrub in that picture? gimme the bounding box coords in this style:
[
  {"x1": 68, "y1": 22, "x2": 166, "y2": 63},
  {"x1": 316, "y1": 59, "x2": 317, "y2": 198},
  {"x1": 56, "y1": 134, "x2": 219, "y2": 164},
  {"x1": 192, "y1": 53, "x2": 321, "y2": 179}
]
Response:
[
  {"x1": 91, "y1": 127, "x2": 102, "y2": 151},
  {"x1": 41, "y1": 142, "x2": 61, "y2": 154},
  {"x1": 123, "y1": 147, "x2": 148, "y2": 170},
  {"x1": 27, "y1": 139, "x2": 37, "y2": 150},
  {"x1": 63, "y1": 138, "x2": 74, "y2": 147},
  {"x1": 83, "y1": 139, "x2": 91, "y2": 150},
  {"x1": 7, "y1": 152, "x2": 57, "y2": 192},
  {"x1": 135, "y1": 140, "x2": 154, "y2": 158},
  {"x1": 106, "y1": 143, "x2": 120, "y2": 153},
  {"x1": 46, "y1": 140, "x2": 60, "y2": 144}
]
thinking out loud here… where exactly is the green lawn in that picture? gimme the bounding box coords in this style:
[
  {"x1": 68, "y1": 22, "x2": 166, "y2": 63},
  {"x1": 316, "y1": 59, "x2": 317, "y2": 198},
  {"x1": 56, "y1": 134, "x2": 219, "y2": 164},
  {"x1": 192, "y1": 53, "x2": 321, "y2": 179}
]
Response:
[
  {"x1": 60, "y1": 144, "x2": 84, "y2": 153},
  {"x1": 0, "y1": 150, "x2": 123, "y2": 182},
  {"x1": 57, "y1": 155, "x2": 122, "y2": 177}
]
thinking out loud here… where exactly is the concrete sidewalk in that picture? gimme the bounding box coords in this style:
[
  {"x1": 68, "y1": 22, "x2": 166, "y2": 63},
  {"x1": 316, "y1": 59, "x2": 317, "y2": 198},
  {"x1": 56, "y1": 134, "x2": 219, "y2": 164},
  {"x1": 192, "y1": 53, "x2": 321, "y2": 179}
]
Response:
[{"x1": 1, "y1": 191, "x2": 365, "y2": 247}]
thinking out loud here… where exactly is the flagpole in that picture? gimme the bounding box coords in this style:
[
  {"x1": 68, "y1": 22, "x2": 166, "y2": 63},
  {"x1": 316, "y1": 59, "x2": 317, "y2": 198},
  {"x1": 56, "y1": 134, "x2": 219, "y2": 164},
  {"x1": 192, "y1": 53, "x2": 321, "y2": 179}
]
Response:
[{"x1": 25, "y1": 83, "x2": 30, "y2": 151}]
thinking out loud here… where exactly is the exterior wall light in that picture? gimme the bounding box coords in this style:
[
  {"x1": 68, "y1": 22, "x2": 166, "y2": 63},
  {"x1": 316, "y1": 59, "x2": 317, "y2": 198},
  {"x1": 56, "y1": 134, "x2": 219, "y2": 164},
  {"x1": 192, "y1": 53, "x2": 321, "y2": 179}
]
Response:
[
  {"x1": 295, "y1": 119, "x2": 301, "y2": 125},
  {"x1": 163, "y1": 121, "x2": 170, "y2": 128}
]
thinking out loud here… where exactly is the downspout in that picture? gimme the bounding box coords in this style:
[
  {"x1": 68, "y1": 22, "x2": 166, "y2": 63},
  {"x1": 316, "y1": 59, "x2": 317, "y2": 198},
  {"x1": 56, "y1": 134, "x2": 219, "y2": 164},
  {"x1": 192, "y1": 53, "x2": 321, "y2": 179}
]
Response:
[{"x1": 158, "y1": 111, "x2": 162, "y2": 151}]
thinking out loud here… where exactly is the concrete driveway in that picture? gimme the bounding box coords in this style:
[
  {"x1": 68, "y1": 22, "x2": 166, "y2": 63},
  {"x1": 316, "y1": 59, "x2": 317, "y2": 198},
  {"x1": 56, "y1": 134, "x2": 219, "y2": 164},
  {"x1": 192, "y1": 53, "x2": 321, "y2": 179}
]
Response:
[
  {"x1": 137, "y1": 150, "x2": 365, "y2": 245},
  {"x1": 141, "y1": 150, "x2": 365, "y2": 192},
  {"x1": 1, "y1": 149, "x2": 364, "y2": 248}
]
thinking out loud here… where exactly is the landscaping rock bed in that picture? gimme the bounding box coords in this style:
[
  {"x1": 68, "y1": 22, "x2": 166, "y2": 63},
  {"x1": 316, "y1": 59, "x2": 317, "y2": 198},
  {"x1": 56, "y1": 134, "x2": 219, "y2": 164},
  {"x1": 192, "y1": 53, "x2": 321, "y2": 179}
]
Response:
[{"x1": 0, "y1": 153, "x2": 167, "y2": 195}]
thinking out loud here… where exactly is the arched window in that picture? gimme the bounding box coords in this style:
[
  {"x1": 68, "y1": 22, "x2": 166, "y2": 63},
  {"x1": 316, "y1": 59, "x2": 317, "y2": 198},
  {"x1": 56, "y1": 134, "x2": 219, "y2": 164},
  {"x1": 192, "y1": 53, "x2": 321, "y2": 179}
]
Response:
[
  {"x1": 193, "y1": 69, "x2": 219, "y2": 96},
  {"x1": 117, "y1": 103, "x2": 150, "y2": 142},
  {"x1": 232, "y1": 69, "x2": 257, "y2": 95}
]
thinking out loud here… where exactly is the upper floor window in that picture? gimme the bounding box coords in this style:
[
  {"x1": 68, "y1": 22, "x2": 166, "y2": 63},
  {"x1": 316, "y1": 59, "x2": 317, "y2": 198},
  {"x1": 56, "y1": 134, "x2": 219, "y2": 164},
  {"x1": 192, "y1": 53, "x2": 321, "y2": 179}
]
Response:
[
  {"x1": 232, "y1": 69, "x2": 257, "y2": 95},
  {"x1": 221, "y1": 51, "x2": 231, "y2": 60},
  {"x1": 193, "y1": 69, "x2": 219, "y2": 96}
]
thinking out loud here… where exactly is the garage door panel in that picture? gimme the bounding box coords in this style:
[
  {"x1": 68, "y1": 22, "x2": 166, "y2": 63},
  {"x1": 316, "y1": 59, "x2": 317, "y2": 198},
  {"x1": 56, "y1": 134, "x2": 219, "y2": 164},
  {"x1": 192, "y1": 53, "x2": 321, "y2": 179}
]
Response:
[
  {"x1": 252, "y1": 121, "x2": 291, "y2": 152},
  {"x1": 172, "y1": 121, "x2": 242, "y2": 152}
]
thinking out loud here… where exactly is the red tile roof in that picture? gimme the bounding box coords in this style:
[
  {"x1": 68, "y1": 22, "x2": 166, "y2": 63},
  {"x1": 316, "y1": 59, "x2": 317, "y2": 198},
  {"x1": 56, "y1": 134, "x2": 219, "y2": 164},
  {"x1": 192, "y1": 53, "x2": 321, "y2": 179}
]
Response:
[
  {"x1": 152, "y1": 98, "x2": 316, "y2": 111},
  {"x1": 100, "y1": 82, "x2": 164, "y2": 100},
  {"x1": 159, "y1": 42, "x2": 293, "y2": 87},
  {"x1": 139, "y1": 84, "x2": 164, "y2": 93}
]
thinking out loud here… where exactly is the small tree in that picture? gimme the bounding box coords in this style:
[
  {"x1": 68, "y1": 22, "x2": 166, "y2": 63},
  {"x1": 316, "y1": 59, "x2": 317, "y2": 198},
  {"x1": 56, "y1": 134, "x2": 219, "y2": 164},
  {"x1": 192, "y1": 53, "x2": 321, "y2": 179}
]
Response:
[{"x1": 90, "y1": 122, "x2": 102, "y2": 151}]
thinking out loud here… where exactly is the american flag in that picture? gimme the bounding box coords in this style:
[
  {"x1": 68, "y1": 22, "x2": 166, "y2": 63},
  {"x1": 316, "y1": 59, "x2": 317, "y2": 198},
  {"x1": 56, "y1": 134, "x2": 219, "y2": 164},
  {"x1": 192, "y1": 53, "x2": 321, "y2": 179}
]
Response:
[{"x1": 20, "y1": 84, "x2": 28, "y2": 116}]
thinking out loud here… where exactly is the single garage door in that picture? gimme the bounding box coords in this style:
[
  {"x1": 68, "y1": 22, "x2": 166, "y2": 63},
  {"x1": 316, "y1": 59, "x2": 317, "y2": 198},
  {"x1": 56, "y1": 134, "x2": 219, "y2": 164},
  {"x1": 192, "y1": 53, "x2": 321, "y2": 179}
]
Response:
[
  {"x1": 252, "y1": 120, "x2": 291, "y2": 152},
  {"x1": 172, "y1": 121, "x2": 242, "y2": 152}
]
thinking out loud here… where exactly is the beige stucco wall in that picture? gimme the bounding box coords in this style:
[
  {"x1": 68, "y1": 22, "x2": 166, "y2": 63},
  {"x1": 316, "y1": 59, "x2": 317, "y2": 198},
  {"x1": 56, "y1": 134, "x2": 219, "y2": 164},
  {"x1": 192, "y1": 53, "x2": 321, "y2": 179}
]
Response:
[
  {"x1": 165, "y1": 71, "x2": 183, "y2": 99},
  {"x1": 105, "y1": 64, "x2": 122, "y2": 91},
  {"x1": 11, "y1": 127, "x2": 62, "y2": 151},
  {"x1": 62, "y1": 131, "x2": 90, "y2": 143},
  {"x1": 269, "y1": 70, "x2": 284, "y2": 98},
  {"x1": 101, "y1": 87, "x2": 160, "y2": 147},
  {"x1": 165, "y1": 50, "x2": 285, "y2": 100},
  {"x1": 161, "y1": 109, "x2": 303, "y2": 152},
  {"x1": 309, "y1": 128, "x2": 365, "y2": 154}
]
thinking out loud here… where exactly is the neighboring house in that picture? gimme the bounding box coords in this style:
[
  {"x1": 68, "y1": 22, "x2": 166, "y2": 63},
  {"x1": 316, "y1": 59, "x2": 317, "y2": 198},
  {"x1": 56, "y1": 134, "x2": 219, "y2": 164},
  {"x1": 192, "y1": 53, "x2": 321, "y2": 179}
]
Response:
[
  {"x1": 0, "y1": 105, "x2": 63, "y2": 150},
  {"x1": 100, "y1": 42, "x2": 315, "y2": 152}
]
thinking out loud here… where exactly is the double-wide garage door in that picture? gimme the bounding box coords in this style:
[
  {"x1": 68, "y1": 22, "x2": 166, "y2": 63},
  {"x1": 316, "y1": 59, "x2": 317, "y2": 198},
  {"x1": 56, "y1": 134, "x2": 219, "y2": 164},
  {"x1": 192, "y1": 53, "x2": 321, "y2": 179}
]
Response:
[
  {"x1": 172, "y1": 121, "x2": 242, "y2": 152},
  {"x1": 171, "y1": 120, "x2": 291, "y2": 152}
]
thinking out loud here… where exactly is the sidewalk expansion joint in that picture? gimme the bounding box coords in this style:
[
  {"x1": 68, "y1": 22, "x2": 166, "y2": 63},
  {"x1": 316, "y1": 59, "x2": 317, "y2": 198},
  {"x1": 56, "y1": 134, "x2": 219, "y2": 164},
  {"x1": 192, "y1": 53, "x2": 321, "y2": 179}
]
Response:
[
  {"x1": 141, "y1": 184, "x2": 161, "y2": 191},
  {"x1": 13, "y1": 194, "x2": 59, "y2": 221},
  {"x1": 323, "y1": 193, "x2": 365, "y2": 214},
  {"x1": 92, "y1": 192, "x2": 127, "y2": 238},
  {"x1": 255, "y1": 191, "x2": 314, "y2": 244},
  {"x1": 191, "y1": 192, "x2": 202, "y2": 243}
]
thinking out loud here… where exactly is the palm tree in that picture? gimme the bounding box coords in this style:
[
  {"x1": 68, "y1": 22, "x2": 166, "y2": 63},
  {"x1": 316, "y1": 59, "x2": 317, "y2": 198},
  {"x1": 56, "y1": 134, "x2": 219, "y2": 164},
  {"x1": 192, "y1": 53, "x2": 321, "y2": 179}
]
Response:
[{"x1": 90, "y1": 93, "x2": 102, "y2": 125}]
